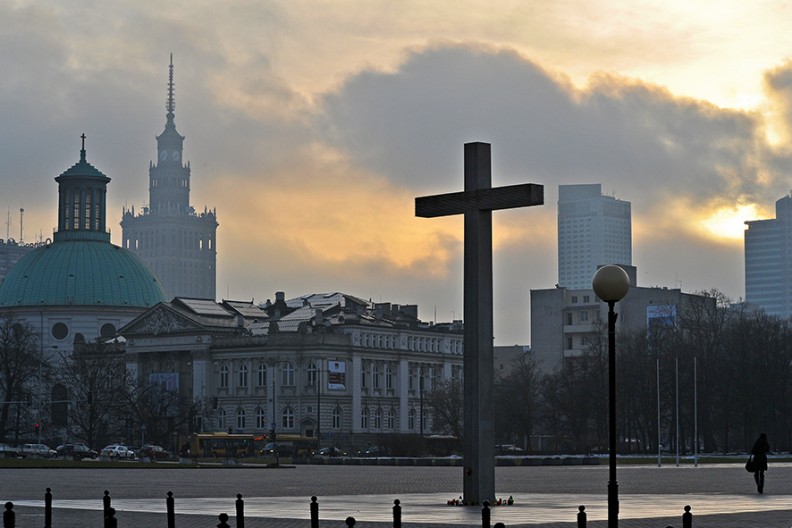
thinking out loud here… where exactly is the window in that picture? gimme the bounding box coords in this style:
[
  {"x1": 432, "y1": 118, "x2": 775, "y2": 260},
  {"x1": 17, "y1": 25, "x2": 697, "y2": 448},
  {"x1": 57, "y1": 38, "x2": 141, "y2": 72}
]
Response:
[
  {"x1": 219, "y1": 365, "x2": 229, "y2": 389},
  {"x1": 217, "y1": 408, "x2": 226, "y2": 429},
  {"x1": 385, "y1": 364, "x2": 393, "y2": 390},
  {"x1": 372, "y1": 363, "x2": 380, "y2": 389},
  {"x1": 256, "y1": 408, "x2": 266, "y2": 429},
  {"x1": 571, "y1": 296, "x2": 578, "y2": 303},
  {"x1": 361, "y1": 362, "x2": 368, "y2": 389},
  {"x1": 332, "y1": 406, "x2": 341, "y2": 429},
  {"x1": 408, "y1": 368, "x2": 416, "y2": 390},
  {"x1": 566, "y1": 337, "x2": 573, "y2": 349},
  {"x1": 257, "y1": 363, "x2": 267, "y2": 387},
  {"x1": 385, "y1": 408, "x2": 394, "y2": 430},
  {"x1": 51, "y1": 323, "x2": 69, "y2": 340},
  {"x1": 307, "y1": 362, "x2": 317, "y2": 386},
  {"x1": 282, "y1": 362, "x2": 295, "y2": 386},
  {"x1": 583, "y1": 295, "x2": 590, "y2": 303},
  {"x1": 282, "y1": 408, "x2": 294, "y2": 429},
  {"x1": 238, "y1": 364, "x2": 248, "y2": 388},
  {"x1": 408, "y1": 408, "x2": 416, "y2": 430},
  {"x1": 100, "y1": 323, "x2": 116, "y2": 338},
  {"x1": 361, "y1": 407, "x2": 369, "y2": 429},
  {"x1": 373, "y1": 408, "x2": 382, "y2": 429},
  {"x1": 580, "y1": 311, "x2": 589, "y2": 322},
  {"x1": 237, "y1": 409, "x2": 246, "y2": 429}
]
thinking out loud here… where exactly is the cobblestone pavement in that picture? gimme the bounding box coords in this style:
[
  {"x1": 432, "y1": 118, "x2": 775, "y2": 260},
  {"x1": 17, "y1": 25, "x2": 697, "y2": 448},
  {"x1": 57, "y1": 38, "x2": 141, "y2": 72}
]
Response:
[{"x1": 2, "y1": 462, "x2": 792, "y2": 527}]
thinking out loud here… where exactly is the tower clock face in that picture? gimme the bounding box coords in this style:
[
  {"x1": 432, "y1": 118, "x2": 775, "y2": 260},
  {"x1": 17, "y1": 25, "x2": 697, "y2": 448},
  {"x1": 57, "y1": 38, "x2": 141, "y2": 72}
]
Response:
[
  {"x1": 159, "y1": 150, "x2": 167, "y2": 161},
  {"x1": 172, "y1": 150, "x2": 180, "y2": 161}
]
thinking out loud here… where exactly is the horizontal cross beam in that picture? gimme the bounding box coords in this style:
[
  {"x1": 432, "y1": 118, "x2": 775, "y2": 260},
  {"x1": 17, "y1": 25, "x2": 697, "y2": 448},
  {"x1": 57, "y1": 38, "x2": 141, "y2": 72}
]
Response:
[{"x1": 415, "y1": 183, "x2": 544, "y2": 218}]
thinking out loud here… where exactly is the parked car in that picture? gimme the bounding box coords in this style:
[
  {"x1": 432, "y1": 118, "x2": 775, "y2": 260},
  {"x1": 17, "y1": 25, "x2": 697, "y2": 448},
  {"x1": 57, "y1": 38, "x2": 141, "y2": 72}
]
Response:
[
  {"x1": 138, "y1": 444, "x2": 170, "y2": 461},
  {"x1": 318, "y1": 446, "x2": 344, "y2": 457},
  {"x1": 56, "y1": 443, "x2": 98, "y2": 460},
  {"x1": 100, "y1": 444, "x2": 136, "y2": 459},
  {"x1": 19, "y1": 443, "x2": 57, "y2": 458},
  {"x1": 262, "y1": 442, "x2": 294, "y2": 457},
  {"x1": 361, "y1": 445, "x2": 389, "y2": 457},
  {"x1": 0, "y1": 443, "x2": 19, "y2": 458}
]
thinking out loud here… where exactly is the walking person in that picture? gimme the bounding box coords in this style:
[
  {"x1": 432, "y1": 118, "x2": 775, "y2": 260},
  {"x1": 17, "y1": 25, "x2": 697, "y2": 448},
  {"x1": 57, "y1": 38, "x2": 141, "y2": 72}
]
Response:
[{"x1": 751, "y1": 432, "x2": 770, "y2": 493}]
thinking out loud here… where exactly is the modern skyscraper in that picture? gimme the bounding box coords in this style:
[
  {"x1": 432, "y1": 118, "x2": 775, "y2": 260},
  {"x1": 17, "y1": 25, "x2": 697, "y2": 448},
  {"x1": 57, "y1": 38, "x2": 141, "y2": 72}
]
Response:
[
  {"x1": 557, "y1": 184, "x2": 632, "y2": 289},
  {"x1": 121, "y1": 57, "x2": 218, "y2": 300},
  {"x1": 744, "y1": 194, "x2": 792, "y2": 318}
]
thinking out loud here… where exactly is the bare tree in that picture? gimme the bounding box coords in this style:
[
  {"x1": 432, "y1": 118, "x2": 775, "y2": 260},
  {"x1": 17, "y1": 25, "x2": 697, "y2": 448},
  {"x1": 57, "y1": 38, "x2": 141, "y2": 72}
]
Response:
[
  {"x1": 0, "y1": 313, "x2": 41, "y2": 444},
  {"x1": 426, "y1": 378, "x2": 463, "y2": 440},
  {"x1": 57, "y1": 339, "x2": 128, "y2": 448}
]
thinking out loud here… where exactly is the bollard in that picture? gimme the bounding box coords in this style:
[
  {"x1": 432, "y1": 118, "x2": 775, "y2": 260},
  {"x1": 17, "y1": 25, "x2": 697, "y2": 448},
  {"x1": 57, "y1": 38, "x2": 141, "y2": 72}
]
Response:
[
  {"x1": 481, "y1": 501, "x2": 491, "y2": 528},
  {"x1": 682, "y1": 505, "x2": 692, "y2": 528},
  {"x1": 105, "y1": 507, "x2": 117, "y2": 528},
  {"x1": 235, "y1": 493, "x2": 244, "y2": 528},
  {"x1": 345, "y1": 516, "x2": 356, "y2": 528},
  {"x1": 44, "y1": 487, "x2": 52, "y2": 528},
  {"x1": 393, "y1": 499, "x2": 401, "y2": 528},
  {"x1": 577, "y1": 505, "x2": 586, "y2": 528},
  {"x1": 167, "y1": 491, "x2": 175, "y2": 528},
  {"x1": 103, "y1": 491, "x2": 111, "y2": 528},
  {"x1": 3, "y1": 502, "x2": 14, "y2": 528},
  {"x1": 217, "y1": 513, "x2": 231, "y2": 528},
  {"x1": 310, "y1": 496, "x2": 319, "y2": 528}
]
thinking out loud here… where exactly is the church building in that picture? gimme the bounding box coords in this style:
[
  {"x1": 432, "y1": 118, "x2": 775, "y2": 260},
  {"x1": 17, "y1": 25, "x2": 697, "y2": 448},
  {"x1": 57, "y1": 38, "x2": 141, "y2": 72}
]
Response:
[{"x1": 121, "y1": 56, "x2": 218, "y2": 300}]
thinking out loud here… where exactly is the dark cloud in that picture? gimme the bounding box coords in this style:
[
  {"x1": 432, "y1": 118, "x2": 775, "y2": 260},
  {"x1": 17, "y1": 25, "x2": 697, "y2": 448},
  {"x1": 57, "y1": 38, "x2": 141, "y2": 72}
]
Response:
[{"x1": 320, "y1": 43, "x2": 776, "y2": 212}]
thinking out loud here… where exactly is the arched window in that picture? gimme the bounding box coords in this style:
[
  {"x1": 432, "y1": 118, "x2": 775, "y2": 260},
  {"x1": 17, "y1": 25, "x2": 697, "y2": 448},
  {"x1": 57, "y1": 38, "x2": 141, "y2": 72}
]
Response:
[
  {"x1": 257, "y1": 363, "x2": 267, "y2": 387},
  {"x1": 360, "y1": 407, "x2": 369, "y2": 429},
  {"x1": 282, "y1": 407, "x2": 294, "y2": 429},
  {"x1": 408, "y1": 408, "x2": 416, "y2": 430},
  {"x1": 256, "y1": 408, "x2": 266, "y2": 429},
  {"x1": 332, "y1": 406, "x2": 341, "y2": 429},
  {"x1": 237, "y1": 408, "x2": 246, "y2": 429},
  {"x1": 282, "y1": 362, "x2": 295, "y2": 386},
  {"x1": 385, "y1": 408, "x2": 394, "y2": 430},
  {"x1": 238, "y1": 364, "x2": 248, "y2": 388},
  {"x1": 373, "y1": 408, "x2": 382, "y2": 429},
  {"x1": 219, "y1": 365, "x2": 229, "y2": 389},
  {"x1": 217, "y1": 408, "x2": 226, "y2": 429}
]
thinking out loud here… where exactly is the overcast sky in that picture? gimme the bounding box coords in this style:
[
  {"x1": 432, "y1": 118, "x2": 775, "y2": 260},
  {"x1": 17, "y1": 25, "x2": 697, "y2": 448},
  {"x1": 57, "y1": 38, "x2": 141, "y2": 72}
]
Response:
[{"x1": 3, "y1": 0, "x2": 792, "y2": 344}]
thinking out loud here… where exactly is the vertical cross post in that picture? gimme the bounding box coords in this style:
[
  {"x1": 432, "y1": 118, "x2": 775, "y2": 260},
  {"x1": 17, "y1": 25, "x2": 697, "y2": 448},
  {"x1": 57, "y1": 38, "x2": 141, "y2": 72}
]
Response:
[{"x1": 416, "y1": 142, "x2": 543, "y2": 503}]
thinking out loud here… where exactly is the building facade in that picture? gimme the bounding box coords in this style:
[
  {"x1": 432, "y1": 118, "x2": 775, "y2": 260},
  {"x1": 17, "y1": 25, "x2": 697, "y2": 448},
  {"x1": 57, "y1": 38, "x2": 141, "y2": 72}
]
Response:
[
  {"x1": 530, "y1": 285, "x2": 715, "y2": 374},
  {"x1": 558, "y1": 184, "x2": 632, "y2": 289},
  {"x1": 120, "y1": 292, "x2": 464, "y2": 452},
  {"x1": 744, "y1": 194, "x2": 792, "y2": 319},
  {"x1": 0, "y1": 238, "x2": 45, "y2": 284},
  {"x1": 121, "y1": 57, "x2": 218, "y2": 300}
]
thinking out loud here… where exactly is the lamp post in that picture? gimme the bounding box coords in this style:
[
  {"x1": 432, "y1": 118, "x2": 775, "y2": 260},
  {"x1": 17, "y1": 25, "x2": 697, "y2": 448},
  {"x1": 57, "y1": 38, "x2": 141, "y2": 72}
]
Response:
[{"x1": 592, "y1": 264, "x2": 630, "y2": 528}]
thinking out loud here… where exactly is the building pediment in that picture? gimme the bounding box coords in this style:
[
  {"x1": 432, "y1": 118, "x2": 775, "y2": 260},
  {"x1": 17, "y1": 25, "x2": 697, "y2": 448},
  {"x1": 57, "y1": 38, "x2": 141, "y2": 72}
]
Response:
[{"x1": 123, "y1": 305, "x2": 198, "y2": 336}]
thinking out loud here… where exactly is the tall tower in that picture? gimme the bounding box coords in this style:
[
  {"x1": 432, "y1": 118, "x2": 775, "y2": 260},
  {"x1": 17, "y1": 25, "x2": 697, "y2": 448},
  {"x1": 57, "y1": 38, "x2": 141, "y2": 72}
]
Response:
[
  {"x1": 557, "y1": 184, "x2": 632, "y2": 289},
  {"x1": 121, "y1": 56, "x2": 218, "y2": 300},
  {"x1": 745, "y1": 194, "x2": 792, "y2": 318}
]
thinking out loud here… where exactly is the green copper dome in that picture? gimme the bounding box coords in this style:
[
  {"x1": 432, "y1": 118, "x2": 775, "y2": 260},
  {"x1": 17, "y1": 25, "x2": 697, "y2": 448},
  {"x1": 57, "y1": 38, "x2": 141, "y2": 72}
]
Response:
[{"x1": 0, "y1": 240, "x2": 166, "y2": 308}]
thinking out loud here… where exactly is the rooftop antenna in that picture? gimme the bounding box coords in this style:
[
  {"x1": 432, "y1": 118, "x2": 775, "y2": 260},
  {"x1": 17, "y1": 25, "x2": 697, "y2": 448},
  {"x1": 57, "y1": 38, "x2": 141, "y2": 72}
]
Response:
[
  {"x1": 166, "y1": 53, "x2": 175, "y2": 123},
  {"x1": 19, "y1": 207, "x2": 24, "y2": 244}
]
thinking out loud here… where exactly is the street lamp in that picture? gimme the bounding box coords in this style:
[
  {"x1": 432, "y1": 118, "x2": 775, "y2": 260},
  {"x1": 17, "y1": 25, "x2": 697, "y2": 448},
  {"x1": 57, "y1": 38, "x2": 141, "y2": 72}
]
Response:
[{"x1": 592, "y1": 264, "x2": 630, "y2": 528}]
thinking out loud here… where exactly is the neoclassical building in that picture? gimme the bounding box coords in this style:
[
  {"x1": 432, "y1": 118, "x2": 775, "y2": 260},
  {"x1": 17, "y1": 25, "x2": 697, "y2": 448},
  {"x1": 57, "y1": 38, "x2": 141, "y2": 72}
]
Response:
[{"x1": 120, "y1": 292, "x2": 464, "y2": 451}]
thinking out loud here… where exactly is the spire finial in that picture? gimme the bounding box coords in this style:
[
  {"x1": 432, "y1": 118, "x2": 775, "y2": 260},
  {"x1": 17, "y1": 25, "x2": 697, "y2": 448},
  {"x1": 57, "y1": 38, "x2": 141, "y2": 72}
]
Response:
[
  {"x1": 80, "y1": 133, "x2": 86, "y2": 162},
  {"x1": 166, "y1": 54, "x2": 175, "y2": 122}
]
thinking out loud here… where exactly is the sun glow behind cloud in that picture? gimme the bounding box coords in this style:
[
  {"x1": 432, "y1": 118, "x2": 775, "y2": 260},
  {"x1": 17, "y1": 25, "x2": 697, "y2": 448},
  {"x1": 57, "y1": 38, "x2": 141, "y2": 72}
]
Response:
[{"x1": 701, "y1": 203, "x2": 760, "y2": 241}]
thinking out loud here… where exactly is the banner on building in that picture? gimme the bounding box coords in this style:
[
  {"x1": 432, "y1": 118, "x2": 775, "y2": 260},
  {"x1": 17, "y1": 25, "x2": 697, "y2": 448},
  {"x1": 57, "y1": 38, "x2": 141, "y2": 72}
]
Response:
[
  {"x1": 149, "y1": 372, "x2": 180, "y2": 416},
  {"x1": 328, "y1": 361, "x2": 346, "y2": 390}
]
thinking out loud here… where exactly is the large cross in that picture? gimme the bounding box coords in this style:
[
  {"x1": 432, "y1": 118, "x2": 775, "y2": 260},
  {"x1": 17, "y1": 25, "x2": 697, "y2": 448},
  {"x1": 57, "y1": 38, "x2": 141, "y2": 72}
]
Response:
[{"x1": 416, "y1": 142, "x2": 543, "y2": 504}]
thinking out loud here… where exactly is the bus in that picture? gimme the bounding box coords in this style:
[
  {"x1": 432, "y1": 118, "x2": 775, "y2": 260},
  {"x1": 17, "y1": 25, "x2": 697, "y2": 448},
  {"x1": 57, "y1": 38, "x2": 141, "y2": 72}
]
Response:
[{"x1": 188, "y1": 432, "x2": 267, "y2": 458}]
